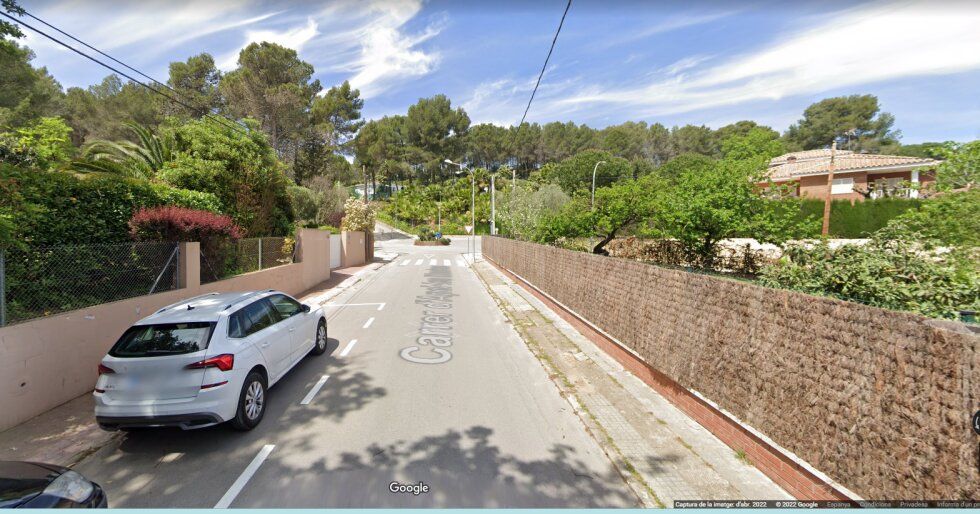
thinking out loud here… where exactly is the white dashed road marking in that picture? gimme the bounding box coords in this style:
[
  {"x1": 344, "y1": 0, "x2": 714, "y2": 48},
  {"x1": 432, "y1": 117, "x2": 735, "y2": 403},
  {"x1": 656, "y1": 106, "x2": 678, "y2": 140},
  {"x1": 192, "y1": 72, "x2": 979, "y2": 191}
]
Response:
[
  {"x1": 300, "y1": 375, "x2": 330, "y2": 405},
  {"x1": 429, "y1": 259, "x2": 437, "y2": 265},
  {"x1": 415, "y1": 259, "x2": 424, "y2": 265},
  {"x1": 340, "y1": 339, "x2": 358, "y2": 357},
  {"x1": 214, "y1": 445, "x2": 275, "y2": 508},
  {"x1": 443, "y1": 259, "x2": 451, "y2": 266},
  {"x1": 400, "y1": 259, "x2": 410, "y2": 266},
  {"x1": 362, "y1": 317, "x2": 375, "y2": 329}
]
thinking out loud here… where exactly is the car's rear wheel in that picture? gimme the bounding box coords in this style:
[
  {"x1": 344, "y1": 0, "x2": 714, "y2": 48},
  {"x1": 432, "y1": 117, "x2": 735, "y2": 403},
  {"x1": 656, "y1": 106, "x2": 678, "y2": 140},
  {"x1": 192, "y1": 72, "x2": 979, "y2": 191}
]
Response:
[
  {"x1": 310, "y1": 319, "x2": 327, "y2": 356},
  {"x1": 230, "y1": 371, "x2": 266, "y2": 431}
]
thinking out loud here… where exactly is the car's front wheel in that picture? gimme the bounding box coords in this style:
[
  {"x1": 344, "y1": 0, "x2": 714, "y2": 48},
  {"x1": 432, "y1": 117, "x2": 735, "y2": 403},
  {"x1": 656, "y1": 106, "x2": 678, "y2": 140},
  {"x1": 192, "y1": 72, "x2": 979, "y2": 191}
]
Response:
[
  {"x1": 310, "y1": 319, "x2": 327, "y2": 356},
  {"x1": 230, "y1": 371, "x2": 266, "y2": 431}
]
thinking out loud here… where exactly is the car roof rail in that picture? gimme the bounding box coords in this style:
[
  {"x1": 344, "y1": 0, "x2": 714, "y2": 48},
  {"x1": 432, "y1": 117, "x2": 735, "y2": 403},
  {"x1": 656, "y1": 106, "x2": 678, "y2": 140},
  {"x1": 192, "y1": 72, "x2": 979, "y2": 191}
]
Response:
[
  {"x1": 155, "y1": 292, "x2": 221, "y2": 314},
  {"x1": 222, "y1": 290, "x2": 273, "y2": 311}
]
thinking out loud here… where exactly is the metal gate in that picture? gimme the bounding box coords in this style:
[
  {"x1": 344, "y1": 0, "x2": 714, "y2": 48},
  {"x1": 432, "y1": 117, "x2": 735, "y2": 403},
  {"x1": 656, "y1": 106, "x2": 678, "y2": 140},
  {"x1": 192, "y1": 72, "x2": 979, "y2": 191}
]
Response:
[{"x1": 329, "y1": 234, "x2": 342, "y2": 269}]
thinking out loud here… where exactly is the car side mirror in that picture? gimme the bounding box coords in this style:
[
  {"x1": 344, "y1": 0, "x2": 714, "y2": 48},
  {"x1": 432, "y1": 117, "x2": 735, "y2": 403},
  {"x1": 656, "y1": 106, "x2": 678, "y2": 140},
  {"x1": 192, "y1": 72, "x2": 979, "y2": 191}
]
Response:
[{"x1": 301, "y1": 304, "x2": 311, "y2": 313}]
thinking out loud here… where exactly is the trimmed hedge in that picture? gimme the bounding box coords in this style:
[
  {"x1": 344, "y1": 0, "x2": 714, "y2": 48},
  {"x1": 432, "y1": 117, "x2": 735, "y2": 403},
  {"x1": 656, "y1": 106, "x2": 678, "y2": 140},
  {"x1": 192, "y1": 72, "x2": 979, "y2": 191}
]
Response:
[
  {"x1": 1, "y1": 163, "x2": 222, "y2": 246},
  {"x1": 798, "y1": 197, "x2": 922, "y2": 238}
]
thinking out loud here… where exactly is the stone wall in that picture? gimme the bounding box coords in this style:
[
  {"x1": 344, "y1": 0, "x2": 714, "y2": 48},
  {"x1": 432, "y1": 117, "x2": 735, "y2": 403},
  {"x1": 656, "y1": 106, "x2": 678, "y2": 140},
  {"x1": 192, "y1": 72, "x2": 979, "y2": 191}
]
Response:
[{"x1": 483, "y1": 236, "x2": 979, "y2": 500}]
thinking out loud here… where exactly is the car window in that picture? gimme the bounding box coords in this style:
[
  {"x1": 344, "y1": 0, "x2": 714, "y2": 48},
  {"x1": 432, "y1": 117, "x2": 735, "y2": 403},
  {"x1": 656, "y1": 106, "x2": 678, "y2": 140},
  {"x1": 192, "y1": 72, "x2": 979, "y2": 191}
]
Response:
[
  {"x1": 228, "y1": 311, "x2": 249, "y2": 338},
  {"x1": 268, "y1": 294, "x2": 303, "y2": 319},
  {"x1": 241, "y1": 299, "x2": 279, "y2": 336},
  {"x1": 110, "y1": 322, "x2": 215, "y2": 357}
]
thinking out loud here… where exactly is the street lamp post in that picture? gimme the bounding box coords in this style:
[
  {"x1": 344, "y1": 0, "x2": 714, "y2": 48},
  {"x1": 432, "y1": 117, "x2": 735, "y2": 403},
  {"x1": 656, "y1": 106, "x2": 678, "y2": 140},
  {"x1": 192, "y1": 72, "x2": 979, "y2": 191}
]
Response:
[
  {"x1": 445, "y1": 159, "x2": 475, "y2": 262},
  {"x1": 591, "y1": 160, "x2": 606, "y2": 210}
]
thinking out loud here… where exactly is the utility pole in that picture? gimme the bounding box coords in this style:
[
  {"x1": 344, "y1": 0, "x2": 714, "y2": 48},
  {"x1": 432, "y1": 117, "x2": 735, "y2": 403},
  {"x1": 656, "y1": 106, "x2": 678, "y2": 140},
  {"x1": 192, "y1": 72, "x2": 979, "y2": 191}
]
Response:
[
  {"x1": 821, "y1": 141, "x2": 837, "y2": 237},
  {"x1": 490, "y1": 174, "x2": 496, "y2": 236}
]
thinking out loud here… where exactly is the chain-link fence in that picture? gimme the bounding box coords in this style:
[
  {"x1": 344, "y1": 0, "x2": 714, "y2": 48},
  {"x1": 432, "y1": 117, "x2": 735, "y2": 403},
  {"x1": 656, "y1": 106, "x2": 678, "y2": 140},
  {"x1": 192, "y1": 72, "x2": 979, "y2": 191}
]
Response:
[
  {"x1": 0, "y1": 242, "x2": 180, "y2": 327},
  {"x1": 200, "y1": 237, "x2": 294, "y2": 284}
]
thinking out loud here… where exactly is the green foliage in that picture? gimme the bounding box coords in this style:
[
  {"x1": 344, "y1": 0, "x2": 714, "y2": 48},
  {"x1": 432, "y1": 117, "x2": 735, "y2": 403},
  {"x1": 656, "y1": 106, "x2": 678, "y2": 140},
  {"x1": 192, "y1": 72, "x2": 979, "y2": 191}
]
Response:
[
  {"x1": 884, "y1": 190, "x2": 980, "y2": 248},
  {"x1": 759, "y1": 238, "x2": 978, "y2": 320},
  {"x1": 71, "y1": 122, "x2": 173, "y2": 179},
  {"x1": 671, "y1": 124, "x2": 717, "y2": 157},
  {"x1": 164, "y1": 53, "x2": 222, "y2": 118},
  {"x1": 654, "y1": 153, "x2": 716, "y2": 185},
  {"x1": 931, "y1": 140, "x2": 979, "y2": 191},
  {"x1": 797, "y1": 198, "x2": 922, "y2": 238},
  {"x1": 0, "y1": 40, "x2": 63, "y2": 130},
  {"x1": 219, "y1": 42, "x2": 321, "y2": 154},
  {"x1": 62, "y1": 74, "x2": 163, "y2": 145},
  {"x1": 402, "y1": 94, "x2": 471, "y2": 175},
  {"x1": 158, "y1": 118, "x2": 294, "y2": 236},
  {"x1": 543, "y1": 149, "x2": 631, "y2": 195},
  {"x1": 784, "y1": 94, "x2": 899, "y2": 152},
  {"x1": 1, "y1": 116, "x2": 74, "y2": 170},
  {"x1": 1, "y1": 0, "x2": 25, "y2": 40},
  {"x1": 0, "y1": 163, "x2": 220, "y2": 246},
  {"x1": 539, "y1": 174, "x2": 663, "y2": 254},
  {"x1": 287, "y1": 185, "x2": 320, "y2": 223},
  {"x1": 720, "y1": 126, "x2": 785, "y2": 162},
  {"x1": 497, "y1": 183, "x2": 570, "y2": 241},
  {"x1": 654, "y1": 158, "x2": 815, "y2": 265},
  {"x1": 896, "y1": 142, "x2": 946, "y2": 159}
]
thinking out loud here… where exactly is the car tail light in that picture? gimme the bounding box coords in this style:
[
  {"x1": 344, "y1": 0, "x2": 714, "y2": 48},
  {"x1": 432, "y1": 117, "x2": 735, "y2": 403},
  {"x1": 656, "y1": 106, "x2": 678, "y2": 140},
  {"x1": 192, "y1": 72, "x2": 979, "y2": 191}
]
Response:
[
  {"x1": 187, "y1": 354, "x2": 234, "y2": 371},
  {"x1": 98, "y1": 364, "x2": 115, "y2": 376}
]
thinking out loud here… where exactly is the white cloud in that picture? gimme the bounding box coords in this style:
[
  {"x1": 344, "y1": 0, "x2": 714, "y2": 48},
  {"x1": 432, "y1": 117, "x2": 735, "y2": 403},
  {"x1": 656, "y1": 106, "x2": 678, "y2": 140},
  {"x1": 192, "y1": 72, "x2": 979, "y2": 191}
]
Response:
[
  {"x1": 337, "y1": 1, "x2": 444, "y2": 98},
  {"x1": 217, "y1": 18, "x2": 320, "y2": 71},
  {"x1": 553, "y1": 1, "x2": 980, "y2": 118}
]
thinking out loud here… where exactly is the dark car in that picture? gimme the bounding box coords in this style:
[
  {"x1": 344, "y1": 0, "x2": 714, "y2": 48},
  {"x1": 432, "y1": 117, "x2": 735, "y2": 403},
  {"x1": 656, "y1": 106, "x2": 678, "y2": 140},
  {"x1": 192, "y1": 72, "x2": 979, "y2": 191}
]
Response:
[{"x1": 0, "y1": 461, "x2": 107, "y2": 508}]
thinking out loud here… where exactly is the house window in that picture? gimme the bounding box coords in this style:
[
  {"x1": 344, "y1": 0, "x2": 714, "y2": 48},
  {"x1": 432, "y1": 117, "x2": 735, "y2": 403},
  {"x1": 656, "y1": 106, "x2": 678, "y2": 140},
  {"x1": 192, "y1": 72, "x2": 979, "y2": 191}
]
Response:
[{"x1": 831, "y1": 177, "x2": 854, "y2": 194}]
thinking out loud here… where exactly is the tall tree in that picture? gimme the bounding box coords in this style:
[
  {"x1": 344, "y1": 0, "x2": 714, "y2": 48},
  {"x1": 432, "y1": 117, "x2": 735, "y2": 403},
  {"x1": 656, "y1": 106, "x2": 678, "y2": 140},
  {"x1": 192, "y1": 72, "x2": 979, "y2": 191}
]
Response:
[
  {"x1": 63, "y1": 75, "x2": 162, "y2": 144},
  {"x1": 403, "y1": 94, "x2": 470, "y2": 176},
  {"x1": 165, "y1": 53, "x2": 222, "y2": 118},
  {"x1": 541, "y1": 121, "x2": 594, "y2": 162},
  {"x1": 311, "y1": 80, "x2": 364, "y2": 152},
  {"x1": 509, "y1": 122, "x2": 543, "y2": 174},
  {"x1": 465, "y1": 123, "x2": 511, "y2": 170},
  {"x1": 784, "y1": 94, "x2": 900, "y2": 152},
  {"x1": 220, "y1": 42, "x2": 321, "y2": 156},
  {"x1": 671, "y1": 124, "x2": 716, "y2": 157},
  {"x1": 0, "y1": 40, "x2": 64, "y2": 130}
]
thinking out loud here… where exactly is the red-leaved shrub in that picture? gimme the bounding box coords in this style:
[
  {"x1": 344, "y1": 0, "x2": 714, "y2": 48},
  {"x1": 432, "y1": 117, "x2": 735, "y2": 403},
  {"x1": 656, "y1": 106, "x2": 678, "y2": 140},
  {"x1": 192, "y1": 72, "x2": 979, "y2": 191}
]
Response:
[
  {"x1": 325, "y1": 211, "x2": 344, "y2": 228},
  {"x1": 129, "y1": 206, "x2": 242, "y2": 243}
]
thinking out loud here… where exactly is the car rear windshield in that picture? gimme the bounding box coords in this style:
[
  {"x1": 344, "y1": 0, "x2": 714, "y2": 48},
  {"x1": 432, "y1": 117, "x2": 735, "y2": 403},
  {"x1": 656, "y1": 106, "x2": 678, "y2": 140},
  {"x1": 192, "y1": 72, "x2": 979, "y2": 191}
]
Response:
[{"x1": 109, "y1": 322, "x2": 216, "y2": 357}]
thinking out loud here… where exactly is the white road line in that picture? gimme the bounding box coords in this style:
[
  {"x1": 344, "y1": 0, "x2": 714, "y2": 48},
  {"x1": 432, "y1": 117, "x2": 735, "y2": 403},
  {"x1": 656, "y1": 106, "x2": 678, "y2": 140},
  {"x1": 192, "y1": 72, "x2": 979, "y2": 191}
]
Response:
[
  {"x1": 300, "y1": 375, "x2": 330, "y2": 405},
  {"x1": 339, "y1": 339, "x2": 358, "y2": 357},
  {"x1": 362, "y1": 317, "x2": 375, "y2": 329},
  {"x1": 429, "y1": 259, "x2": 437, "y2": 265},
  {"x1": 456, "y1": 259, "x2": 466, "y2": 267},
  {"x1": 400, "y1": 259, "x2": 410, "y2": 266},
  {"x1": 415, "y1": 259, "x2": 424, "y2": 265},
  {"x1": 325, "y1": 302, "x2": 385, "y2": 309},
  {"x1": 214, "y1": 444, "x2": 275, "y2": 508},
  {"x1": 443, "y1": 259, "x2": 451, "y2": 266}
]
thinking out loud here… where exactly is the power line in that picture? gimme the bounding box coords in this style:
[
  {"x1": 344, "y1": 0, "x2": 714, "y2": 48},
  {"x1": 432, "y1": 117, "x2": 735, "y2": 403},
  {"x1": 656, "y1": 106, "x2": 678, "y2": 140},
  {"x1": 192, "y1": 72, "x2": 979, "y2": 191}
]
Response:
[
  {"x1": 0, "y1": 11, "x2": 249, "y2": 137},
  {"x1": 514, "y1": 0, "x2": 572, "y2": 135}
]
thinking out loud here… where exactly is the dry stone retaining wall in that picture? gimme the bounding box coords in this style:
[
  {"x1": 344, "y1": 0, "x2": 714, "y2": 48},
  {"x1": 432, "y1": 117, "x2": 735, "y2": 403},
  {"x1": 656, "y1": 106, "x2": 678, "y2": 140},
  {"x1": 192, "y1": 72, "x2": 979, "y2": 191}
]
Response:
[{"x1": 483, "y1": 236, "x2": 979, "y2": 500}]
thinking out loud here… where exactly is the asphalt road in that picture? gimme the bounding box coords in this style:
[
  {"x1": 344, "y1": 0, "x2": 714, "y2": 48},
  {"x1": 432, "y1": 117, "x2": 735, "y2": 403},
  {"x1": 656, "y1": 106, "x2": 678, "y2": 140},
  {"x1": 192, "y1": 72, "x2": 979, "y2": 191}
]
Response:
[{"x1": 74, "y1": 234, "x2": 638, "y2": 508}]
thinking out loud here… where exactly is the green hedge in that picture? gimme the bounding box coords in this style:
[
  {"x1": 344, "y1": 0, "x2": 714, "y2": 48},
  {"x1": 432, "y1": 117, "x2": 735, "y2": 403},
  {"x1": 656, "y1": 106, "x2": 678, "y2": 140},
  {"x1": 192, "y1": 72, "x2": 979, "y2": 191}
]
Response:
[
  {"x1": 1, "y1": 163, "x2": 221, "y2": 246},
  {"x1": 798, "y1": 198, "x2": 922, "y2": 238}
]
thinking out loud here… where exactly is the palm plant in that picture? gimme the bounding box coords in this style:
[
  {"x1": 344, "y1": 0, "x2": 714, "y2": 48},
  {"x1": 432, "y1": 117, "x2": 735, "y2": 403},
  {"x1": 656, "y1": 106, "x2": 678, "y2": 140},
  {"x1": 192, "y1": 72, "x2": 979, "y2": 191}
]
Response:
[{"x1": 70, "y1": 122, "x2": 174, "y2": 180}]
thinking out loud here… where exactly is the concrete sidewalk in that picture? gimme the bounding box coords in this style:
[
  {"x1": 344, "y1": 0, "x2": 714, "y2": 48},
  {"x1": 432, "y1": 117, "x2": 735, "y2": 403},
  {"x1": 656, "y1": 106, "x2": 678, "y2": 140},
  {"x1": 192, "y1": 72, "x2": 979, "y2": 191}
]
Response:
[
  {"x1": 472, "y1": 260, "x2": 791, "y2": 507},
  {"x1": 0, "y1": 263, "x2": 386, "y2": 468}
]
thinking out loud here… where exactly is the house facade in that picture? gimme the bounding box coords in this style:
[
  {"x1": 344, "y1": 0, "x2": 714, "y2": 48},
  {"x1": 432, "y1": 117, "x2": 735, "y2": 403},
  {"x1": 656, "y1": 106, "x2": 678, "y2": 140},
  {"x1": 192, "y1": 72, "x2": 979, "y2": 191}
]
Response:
[{"x1": 762, "y1": 149, "x2": 939, "y2": 201}]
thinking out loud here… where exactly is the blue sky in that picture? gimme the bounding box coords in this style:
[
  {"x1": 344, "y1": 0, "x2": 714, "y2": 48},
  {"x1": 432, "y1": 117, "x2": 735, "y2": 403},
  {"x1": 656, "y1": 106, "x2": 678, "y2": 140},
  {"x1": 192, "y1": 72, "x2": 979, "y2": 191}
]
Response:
[{"x1": 18, "y1": 0, "x2": 980, "y2": 143}]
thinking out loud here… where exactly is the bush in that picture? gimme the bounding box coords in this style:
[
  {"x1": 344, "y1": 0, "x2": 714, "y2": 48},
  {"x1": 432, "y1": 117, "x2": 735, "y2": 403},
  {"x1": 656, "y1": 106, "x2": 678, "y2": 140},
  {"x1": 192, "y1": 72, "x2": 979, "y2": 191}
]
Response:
[
  {"x1": 340, "y1": 198, "x2": 375, "y2": 232},
  {"x1": 797, "y1": 198, "x2": 922, "y2": 238},
  {"x1": 884, "y1": 189, "x2": 979, "y2": 248},
  {"x1": 159, "y1": 119, "x2": 294, "y2": 236},
  {"x1": 760, "y1": 238, "x2": 978, "y2": 319},
  {"x1": 129, "y1": 206, "x2": 242, "y2": 242},
  {"x1": 288, "y1": 185, "x2": 320, "y2": 223},
  {"x1": 0, "y1": 163, "x2": 221, "y2": 246}
]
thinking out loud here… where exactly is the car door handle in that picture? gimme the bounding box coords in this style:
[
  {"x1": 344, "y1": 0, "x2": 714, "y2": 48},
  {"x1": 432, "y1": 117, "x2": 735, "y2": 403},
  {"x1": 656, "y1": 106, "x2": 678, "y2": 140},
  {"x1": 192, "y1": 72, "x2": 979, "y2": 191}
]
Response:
[
  {"x1": 260, "y1": 342, "x2": 270, "y2": 348},
  {"x1": 288, "y1": 328, "x2": 295, "y2": 333}
]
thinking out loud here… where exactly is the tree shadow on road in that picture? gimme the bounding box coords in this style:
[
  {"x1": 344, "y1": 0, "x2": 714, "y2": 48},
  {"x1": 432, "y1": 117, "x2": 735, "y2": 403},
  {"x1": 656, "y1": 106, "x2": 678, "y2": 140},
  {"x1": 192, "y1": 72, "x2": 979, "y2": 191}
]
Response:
[{"x1": 242, "y1": 425, "x2": 639, "y2": 508}]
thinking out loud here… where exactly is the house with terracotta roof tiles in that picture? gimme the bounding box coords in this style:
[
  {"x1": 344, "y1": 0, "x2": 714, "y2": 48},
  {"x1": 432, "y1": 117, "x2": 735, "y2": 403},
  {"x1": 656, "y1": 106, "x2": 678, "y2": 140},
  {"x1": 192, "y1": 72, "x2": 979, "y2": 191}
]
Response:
[{"x1": 762, "y1": 149, "x2": 940, "y2": 201}]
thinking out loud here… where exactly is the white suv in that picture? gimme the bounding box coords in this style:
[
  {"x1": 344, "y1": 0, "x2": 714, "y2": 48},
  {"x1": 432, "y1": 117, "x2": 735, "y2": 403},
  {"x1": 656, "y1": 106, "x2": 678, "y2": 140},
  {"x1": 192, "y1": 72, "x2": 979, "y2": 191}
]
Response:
[{"x1": 94, "y1": 290, "x2": 327, "y2": 431}]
